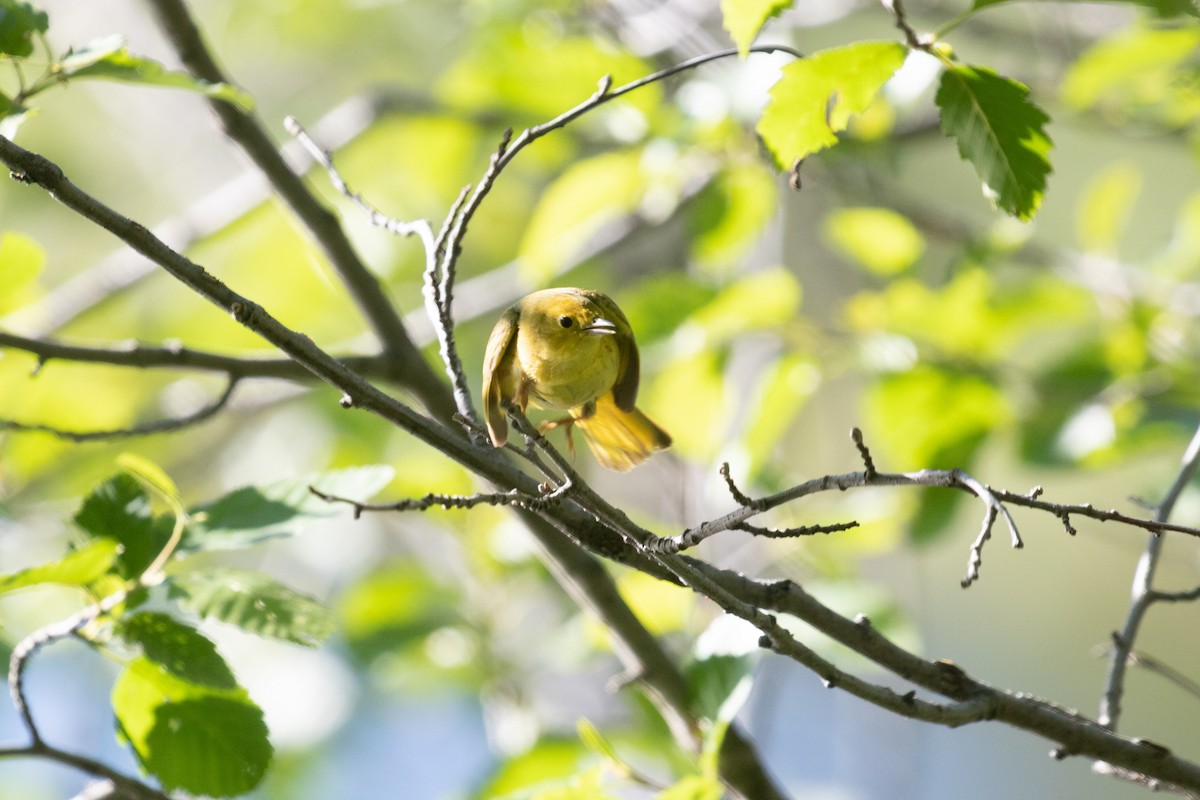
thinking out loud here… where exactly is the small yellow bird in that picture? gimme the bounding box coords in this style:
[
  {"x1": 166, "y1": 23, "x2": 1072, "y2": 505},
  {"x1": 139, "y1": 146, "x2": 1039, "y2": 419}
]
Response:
[{"x1": 482, "y1": 287, "x2": 671, "y2": 472}]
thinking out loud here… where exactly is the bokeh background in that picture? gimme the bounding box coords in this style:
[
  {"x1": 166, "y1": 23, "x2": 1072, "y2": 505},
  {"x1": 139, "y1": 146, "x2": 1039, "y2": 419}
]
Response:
[{"x1": 3, "y1": 0, "x2": 1200, "y2": 798}]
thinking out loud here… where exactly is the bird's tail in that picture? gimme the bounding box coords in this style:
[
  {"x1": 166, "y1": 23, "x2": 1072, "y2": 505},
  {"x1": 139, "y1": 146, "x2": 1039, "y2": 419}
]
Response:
[{"x1": 574, "y1": 394, "x2": 672, "y2": 472}]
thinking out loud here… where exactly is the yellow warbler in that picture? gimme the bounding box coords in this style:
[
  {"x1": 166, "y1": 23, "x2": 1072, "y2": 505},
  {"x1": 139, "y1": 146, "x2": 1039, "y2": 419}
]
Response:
[{"x1": 482, "y1": 287, "x2": 671, "y2": 472}]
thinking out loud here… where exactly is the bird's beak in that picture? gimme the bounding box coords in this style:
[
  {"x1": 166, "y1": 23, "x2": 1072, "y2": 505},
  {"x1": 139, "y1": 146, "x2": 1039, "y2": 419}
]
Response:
[{"x1": 583, "y1": 318, "x2": 617, "y2": 335}]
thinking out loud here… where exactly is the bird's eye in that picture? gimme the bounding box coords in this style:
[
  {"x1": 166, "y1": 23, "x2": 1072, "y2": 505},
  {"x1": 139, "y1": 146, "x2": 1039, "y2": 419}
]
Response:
[{"x1": 558, "y1": 316, "x2": 574, "y2": 328}]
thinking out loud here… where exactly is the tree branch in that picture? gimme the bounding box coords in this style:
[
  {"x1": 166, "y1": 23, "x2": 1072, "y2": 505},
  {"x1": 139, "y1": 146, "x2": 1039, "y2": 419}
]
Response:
[
  {"x1": 143, "y1": 0, "x2": 457, "y2": 422},
  {"x1": 1099, "y1": 422, "x2": 1200, "y2": 731}
]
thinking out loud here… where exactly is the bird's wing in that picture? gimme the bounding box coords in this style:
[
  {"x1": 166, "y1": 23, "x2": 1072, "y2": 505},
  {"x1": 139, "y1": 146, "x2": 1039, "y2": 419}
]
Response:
[{"x1": 482, "y1": 306, "x2": 520, "y2": 446}]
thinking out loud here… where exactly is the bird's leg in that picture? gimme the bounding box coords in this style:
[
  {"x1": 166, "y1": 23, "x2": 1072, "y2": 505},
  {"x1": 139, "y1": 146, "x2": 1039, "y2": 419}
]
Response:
[{"x1": 539, "y1": 416, "x2": 578, "y2": 460}]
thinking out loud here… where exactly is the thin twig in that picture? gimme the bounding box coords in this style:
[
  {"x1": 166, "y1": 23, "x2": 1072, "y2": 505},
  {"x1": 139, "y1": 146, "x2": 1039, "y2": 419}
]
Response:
[
  {"x1": 1100, "y1": 422, "x2": 1200, "y2": 730},
  {"x1": 283, "y1": 115, "x2": 480, "y2": 429},
  {"x1": 308, "y1": 483, "x2": 572, "y2": 516},
  {"x1": 0, "y1": 378, "x2": 238, "y2": 441}
]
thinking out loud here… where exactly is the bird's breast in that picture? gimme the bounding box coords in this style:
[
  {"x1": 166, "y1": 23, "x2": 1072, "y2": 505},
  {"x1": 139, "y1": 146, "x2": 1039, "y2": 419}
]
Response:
[{"x1": 516, "y1": 329, "x2": 619, "y2": 411}]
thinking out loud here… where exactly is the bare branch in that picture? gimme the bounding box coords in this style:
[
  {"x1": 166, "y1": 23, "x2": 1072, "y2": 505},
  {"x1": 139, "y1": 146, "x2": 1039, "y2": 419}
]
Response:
[
  {"x1": 144, "y1": 0, "x2": 457, "y2": 422},
  {"x1": 1100, "y1": 422, "x2": 1200, "y2": 731}
]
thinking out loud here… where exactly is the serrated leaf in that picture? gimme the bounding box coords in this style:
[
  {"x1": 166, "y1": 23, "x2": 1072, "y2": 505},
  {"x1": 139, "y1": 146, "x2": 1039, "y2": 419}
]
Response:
[
  {"x1": 75, "y1": 473, "x2": 173, "y2": 578},
  {"x1": 62, "y1": 46, "x2": 254, "y2": 111},
  {"x1": 184, "y1": 466, "x2": 394, "y2": 551},
  {"x1": 757, "y1": 41, "x2": 906, "y2": 169},
  {"x1": 0, "y1": 0, "x2": 49, "y2": 58},
  {"x1": 169, "y1": 568, "x2": 334, "y2": 646},
  {"x1": 936, "y1": 65, "x2": 1052, "y2": 221},
  {"x1": 112, "y1": 656, "x2": 271, "y2": 797},
  {"x1": 721, "y1": 0, "x2": 793, "y2": 56},
  {"x1": 0, "y1": 538, "x2": 121, "y2": 594},
  {"x1": 116, "y1": 612, "x2": 238, "y2": 689}
]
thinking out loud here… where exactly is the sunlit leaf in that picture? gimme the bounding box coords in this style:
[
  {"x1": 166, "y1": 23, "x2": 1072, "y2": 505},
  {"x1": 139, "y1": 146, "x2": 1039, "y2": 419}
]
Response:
[
  {"x1": 116, "y1": 612, "x2": 238, "y2": 690},
  {"x1": 518, "y1": 150, "x2": 646, "y2": 282},
  {"x1": 438, "y1": 31, "x2": 656, "y2": 120},
  {"x1": 184, "y1": 466, "x2": 394, "y2": 551},
  {"x1": 337, "y1": 563, "x2": 461, "y2": 663},
  {"x1": 688, "y1": 163, "x2": 778, "y2": 275},
  {"x1": 936, "y1": 65, "x2": 1052, "y2": 220},
  {"x1": 644, "y1": 351, "x2": 728, "y2": 460},
  {"x1": 1061, "y1": 27, "x2": 1200, "y2": 125},
  {"x1": 864, "y1": 366, "x2": 1009, "y2": 470},
  {"x1": 742, "y1": 353, "x2": 820, "y2": 476},
  {"x1": 0, "y1": 0, "x2": 48, "y2": 58},
  {"x1": 112, "y1": 656, "x2": 271, "y2": 797},
  {"x1": 63, "y1": 42, "x2": 254, "y2": 110},
  {"x1": 721, "y1": 0, "x2": 793, "y2": 55},
  {"x1": 1075, "y1": 162, "x2": 1141, "y2": 255},
  {"x1": 0, "y1": 231, "x2": 45, "y2": 314},
  {"x1": 686, "y1": 267, "x2": 801, "y2": 344},
  {"x1": 577, "y1": 718, "x2": 621, "y2": 764},
  {"x1": 616, "y1": 571, "x2": 695, "y2": 636},
  {"x1": 0, "y1": 538, "x2": 121, "y2": 594},
  {"x1": 757, "y1": 41, "x2": 906, "y2": 168},
  {"x1": 476, "y1": 738, "x2": 589, "y2": 797},
  {"x1": 824, "y1": 207, "x2": 925, "y2": 275},
  {"x1": 168, "y1": 568, "x2": 335, "y2": 647}
]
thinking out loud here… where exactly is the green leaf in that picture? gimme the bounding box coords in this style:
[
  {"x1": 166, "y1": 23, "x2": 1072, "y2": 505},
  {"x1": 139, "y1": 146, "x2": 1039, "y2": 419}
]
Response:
[
  {"x1": 517, "y1": 150, "x2": 647, "y2": 283},
  {"x1": 1061, "y1": 27, "x2": 1200, "y2": 122},
  {"x1": 687, "y1": 163, "x2": 778, "y2": 275},
  {"x1": 0, "y1": 538, "x2": 121, "y2": 595},
  {"x1": 62, "y1": 42, "x2": 254, "y2": 111},
  {"x1": 75, "y1": 473, "x2": 173, "y2": 578},
  {"x1": 864, "y1": 366, "x2": 1009, "y2": 471},
  {"x1": 116, "y1": 612, "x2": 238, "y2": 690},
  {"x1": 686, "y1": 654, "x2": 755, "y2": 723},
  {"x1": 184, "y1": 465, "x2": 394, "y2": 551},
  {"x1": 112, "y1": 656, "x2": 271, "y2": 797},
  {"x1": 757, "y1": 41, "x2": 906, "y2": 168},
  {"x1": 823, "y1": 207, "x2": 925, "y2": 275},
  {"x1": 935, "y1": 64, "x2": 1053, "y2": 221},
  {"x1": 168, "y1": 568, "x2": 335, "y2": 647},
  {"x1": 1075, "y1": 162, "x2": 1141, "y2": 255},
  {"x1": 477, "y1": 738, "x2": 589, "y2": 797},
  {"x1": 0, "y1": 231, "x2": 45, "y2": 315},
  {"x1": 742, "y1": 353, "x2": 820, "y2": 476},
  {"x1": 0, "y1": 0, "x2": 48, "y2": 58},
  {"x1": 720, "y1": 0, "x2": 793, "y2": 56},
  {"x1": 337, "y1": 563, "x2": 461, "y2": 664}
]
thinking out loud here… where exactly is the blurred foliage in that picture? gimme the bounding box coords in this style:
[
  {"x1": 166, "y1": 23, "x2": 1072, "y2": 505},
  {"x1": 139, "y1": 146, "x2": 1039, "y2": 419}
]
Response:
[{"x1": 3, "y1": 0, "x2": 1200, "y2": 798}]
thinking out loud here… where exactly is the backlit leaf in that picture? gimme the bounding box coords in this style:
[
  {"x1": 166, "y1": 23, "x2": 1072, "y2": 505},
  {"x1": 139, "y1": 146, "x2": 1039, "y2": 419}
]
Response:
[
  {"x1": 757, "y1": 41, "x2": 906, "y2": 168},
  {"x1": 823, "y1": 207, "x2": 925, "y2": 275},
  {"x1": 721, "y1": 0, "x2": 793, "y2": 55},
  {"x1": 0, "y1": 0, "x2": 48, "y2": 58},
  {"x1": 116, "y1": 613, "x2": 238, "y2": 689},
  {"x1": 0, "y1": 231, "x2": 45, "y2": 315},
  {"x1": 0, "y1": 538, "x2": 121, "y2": 594}
]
